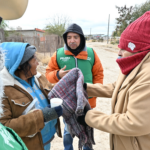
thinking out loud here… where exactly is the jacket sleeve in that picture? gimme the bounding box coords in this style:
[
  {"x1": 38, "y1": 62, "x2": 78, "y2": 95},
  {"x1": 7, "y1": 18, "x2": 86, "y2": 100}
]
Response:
[
  {"x1": 92, "y1": 50, "x2": 104, "y2": 84},
  {"x1": 87, "y1": 82, "x2": 116, "y2": 98},
  {"x1": 0, "y1": 98, "x2": 45, "y2": 137},
  {"x1": 45, "y1": 52, "x2": 60, "y2": 83},
  {"x1": 85, "y1": 84, "x2": 150, "y2": 136}
]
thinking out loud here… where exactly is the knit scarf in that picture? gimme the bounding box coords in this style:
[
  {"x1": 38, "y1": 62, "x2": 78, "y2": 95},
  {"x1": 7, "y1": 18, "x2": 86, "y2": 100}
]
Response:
[
  {"x1": 48, "y1": 68, "x2": 95, "y2": 150},
  {"x1": 116, "y1": 50, "x2": 150, "y2": 75}
]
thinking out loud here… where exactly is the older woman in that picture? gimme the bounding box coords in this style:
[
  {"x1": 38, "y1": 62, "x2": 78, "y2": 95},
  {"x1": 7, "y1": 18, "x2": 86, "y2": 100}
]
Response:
[
  {"x1": 82, "y1": 11, "x2": 150, "y2": 150},
  {"x1": 0, "y1": 2, "x2": 29, "y2": 150},
  {"x1": 0, "y1": 42, "x2": 62, "y2": 150},
  {"x1": 1, "y1": 44, "x2": 28, "y2": 150}
]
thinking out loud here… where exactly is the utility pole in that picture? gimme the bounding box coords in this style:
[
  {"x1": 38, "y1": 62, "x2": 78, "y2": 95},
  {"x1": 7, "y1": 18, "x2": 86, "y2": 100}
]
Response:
[
  {"x1": 90, "y1": 28, "x2": 91, "y2": 35},
  {"x1": 107, "y1": 14, "x2": 110, "y2": 44}
]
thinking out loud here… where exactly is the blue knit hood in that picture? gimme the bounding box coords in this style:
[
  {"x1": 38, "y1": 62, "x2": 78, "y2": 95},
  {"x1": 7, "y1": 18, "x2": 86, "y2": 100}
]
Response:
[{"x1": 0, "y1": 42, "x2": 29, "y2": 78}]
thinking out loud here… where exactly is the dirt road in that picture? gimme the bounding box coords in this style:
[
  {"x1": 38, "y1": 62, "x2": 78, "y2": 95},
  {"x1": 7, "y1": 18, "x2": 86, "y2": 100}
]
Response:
[{"x1": 51, "y1": 42, "x2": 120, "y2": 150}]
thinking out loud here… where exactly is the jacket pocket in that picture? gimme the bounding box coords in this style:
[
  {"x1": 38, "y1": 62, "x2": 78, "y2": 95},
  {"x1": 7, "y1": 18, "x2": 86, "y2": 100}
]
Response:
[
  {"x1": 11, "y1": 99, "x2": 30, "y2": 107},
  {"x1": 131, "y1": 137, "x2": 140, "y2": 150},
  {"x1": 11, "y1": 98, "x2": 31, "y2": 117}
]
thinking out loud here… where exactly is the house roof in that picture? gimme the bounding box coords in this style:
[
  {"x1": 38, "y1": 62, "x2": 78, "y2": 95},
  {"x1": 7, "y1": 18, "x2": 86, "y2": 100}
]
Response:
[
  {"x1": 35, "y1": 28, "x2": 45, "y2": 33},
  {"x1": 7, "y1": 28, "x2": 45, "y2": 33}
]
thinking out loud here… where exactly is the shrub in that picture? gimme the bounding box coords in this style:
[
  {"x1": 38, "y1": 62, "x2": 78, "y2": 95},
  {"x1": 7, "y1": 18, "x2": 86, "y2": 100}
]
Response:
[
  {"x1": 115, "y1": 40, "x2": 119, "y2": 44},
  {"x1": 111, "y1": 41, "x2": 115, "y2": 45},
  {"x1": 92, "y1": 39, "x2": 96, "y2": 42}
]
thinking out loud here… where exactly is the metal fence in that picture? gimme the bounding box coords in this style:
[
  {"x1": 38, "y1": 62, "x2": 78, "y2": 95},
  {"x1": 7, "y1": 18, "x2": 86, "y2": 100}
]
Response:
[{"x1": 40, "y1": 34, "x2": 64, "y2": 56}]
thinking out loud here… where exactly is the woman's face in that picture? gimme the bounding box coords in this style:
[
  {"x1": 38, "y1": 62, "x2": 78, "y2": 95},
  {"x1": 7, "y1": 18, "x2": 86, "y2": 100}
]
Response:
[
  {"x1": 27, "y1": 55, "x2": 39, "y2": 78},
  {"x1": 118, "y1": 49, "x2": 135, "y2": 58}
]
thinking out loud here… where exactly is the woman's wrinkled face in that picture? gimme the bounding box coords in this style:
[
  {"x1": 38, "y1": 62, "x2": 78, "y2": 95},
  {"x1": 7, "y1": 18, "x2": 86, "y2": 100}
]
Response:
[{"x1": 28, "y1": 55, "x2": 39, "y2": 78}]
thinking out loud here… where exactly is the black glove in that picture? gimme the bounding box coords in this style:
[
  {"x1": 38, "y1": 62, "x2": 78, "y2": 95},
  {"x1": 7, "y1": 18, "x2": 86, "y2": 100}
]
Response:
[
  {"x1": 77, "y1": 107, "x2": 88, "y2": 126},
  {"x1": 77, "y1": 115, "x2": 87, "y2": 126},
  {"x1": 83, "y1": 83, "x2": 87, "y2": 90},
  {"x1": 0, "y1": 17, "x2": 2, "y2": 25},
  {"x1": 56, "y1": 71, "x2": 61, "y2": 80}
]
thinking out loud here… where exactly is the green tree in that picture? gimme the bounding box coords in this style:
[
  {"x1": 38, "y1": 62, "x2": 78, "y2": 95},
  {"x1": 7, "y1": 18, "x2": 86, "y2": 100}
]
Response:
[
  {"x1": 0, "y1": 20, "x2": 9, "y2": 37},
  {"x1": 115, "y1": 5, "x2": 133, "y2": 36},
  {"x1": 131, "y1": 0, "x2": 150, "y2": 22},
  {"x1": 112, "y1": 30, "x2": 120, "y2": 37},
  {"x1": 113, "y1": 1, "x2": 150, "y2": 36},
  {"x1": 45, "y1": 14, "x2": 71, "y2": 37}
]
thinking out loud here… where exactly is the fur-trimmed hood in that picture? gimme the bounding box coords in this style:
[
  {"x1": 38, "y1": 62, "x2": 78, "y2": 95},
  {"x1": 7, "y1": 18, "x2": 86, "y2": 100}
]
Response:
[
  {"x1": 0, "y1": 42, "x2": 29, "y2": 119},
  {"x1": 0, "y1": 42, "x2": 37, "y2": 118},
  {"x1": 1, "y1": 66, "x2": 41, "y2": 91}
]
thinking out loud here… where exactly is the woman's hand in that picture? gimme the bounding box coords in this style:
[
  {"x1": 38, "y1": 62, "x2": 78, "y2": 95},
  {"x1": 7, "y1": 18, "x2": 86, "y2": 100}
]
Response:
[{"x1": 58, "y1": 66, "x2": 70, "y2": 79}]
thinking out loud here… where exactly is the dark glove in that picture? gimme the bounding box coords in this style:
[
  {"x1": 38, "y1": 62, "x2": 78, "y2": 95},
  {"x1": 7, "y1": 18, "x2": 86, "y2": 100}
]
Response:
[
  {"x1": 77, "y1": 107, "x2": 88, "y2": 126},
  {"x1": 56, "y1": 71, "x2": 61, "y2": 80},
  {"x1": 0, "y1": 17, "x2": 2, "y2": 25},
  {"x1": 77, "y1": 115, "x2": 87, "y2": 126},
  {"x1": 42, "y1": 105, "x2": 62, "y2": 122},
  {"x1": 83, "y1": 83, "x2": 87, "y2": 90}
]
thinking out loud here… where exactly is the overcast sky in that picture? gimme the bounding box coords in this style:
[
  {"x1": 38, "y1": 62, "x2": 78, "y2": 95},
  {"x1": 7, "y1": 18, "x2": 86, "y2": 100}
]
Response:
[{"x1": 7, "y1": 0, "x2": 146, "y2": 35}]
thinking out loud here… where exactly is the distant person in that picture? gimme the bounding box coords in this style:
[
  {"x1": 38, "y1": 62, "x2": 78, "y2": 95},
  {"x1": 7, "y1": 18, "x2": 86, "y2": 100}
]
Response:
[
  {"x1": 46, "y1": 23, "x2": 104, "y2": 150},
  {"x1": 0, "y1": 42, "x2": 62, "y2": 150},
  {"x1": 81, "y1": 11, "x2": 150, "y2": 150}
]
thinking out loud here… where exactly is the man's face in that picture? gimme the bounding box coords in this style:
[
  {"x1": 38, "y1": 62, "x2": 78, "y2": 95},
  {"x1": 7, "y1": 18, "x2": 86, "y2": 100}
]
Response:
[
  {"x1": 118, "y1": 49, "x2": 136, "y2": 58},
  {"x1": 67, "y1": 32, "x2": 80, "y2": 50}
]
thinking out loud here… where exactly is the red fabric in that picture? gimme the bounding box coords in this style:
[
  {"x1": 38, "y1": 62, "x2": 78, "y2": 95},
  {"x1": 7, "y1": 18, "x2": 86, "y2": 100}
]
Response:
[
  {"x1": 116, "y1": 51, "x2": 150, "y2": 75},
  {"x1": 118, "y1": 11, "x2": 150, "y2": 53}
]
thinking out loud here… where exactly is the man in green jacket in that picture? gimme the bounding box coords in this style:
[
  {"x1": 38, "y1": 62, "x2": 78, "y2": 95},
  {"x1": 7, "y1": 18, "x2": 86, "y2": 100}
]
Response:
[{"x1": 46, "y1": 23, "x2": 104, "y2": 150}]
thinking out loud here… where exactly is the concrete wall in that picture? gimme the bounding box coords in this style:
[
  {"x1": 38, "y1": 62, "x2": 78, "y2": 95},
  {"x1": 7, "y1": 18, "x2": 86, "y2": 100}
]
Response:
[{"x1": 7, "y1": 30, "x2": 44, "y2": 38}]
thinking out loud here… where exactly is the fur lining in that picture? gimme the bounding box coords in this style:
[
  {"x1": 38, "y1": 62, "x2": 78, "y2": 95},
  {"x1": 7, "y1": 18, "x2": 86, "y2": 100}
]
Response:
[
  {"x1": 1, "y1": 67, "x2": 41, "y2": 90},
  {"x1": 0, "y1": 48, "x2": 4, "y2": 118},
  {"x1": 0, "y1": 73, "x2": 3, "y2": 118}
]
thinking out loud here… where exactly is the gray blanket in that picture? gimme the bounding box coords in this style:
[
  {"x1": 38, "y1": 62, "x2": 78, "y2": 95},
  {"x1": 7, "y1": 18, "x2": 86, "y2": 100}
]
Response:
[{"x1": 48, "y1": 68, "x2": 95, "y2": 150}]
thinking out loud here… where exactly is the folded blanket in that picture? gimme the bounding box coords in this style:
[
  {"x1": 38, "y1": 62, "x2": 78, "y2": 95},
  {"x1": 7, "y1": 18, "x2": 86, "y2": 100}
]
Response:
[{"x1": 48, "y1": 68, "x2": 95, "y2": 150}]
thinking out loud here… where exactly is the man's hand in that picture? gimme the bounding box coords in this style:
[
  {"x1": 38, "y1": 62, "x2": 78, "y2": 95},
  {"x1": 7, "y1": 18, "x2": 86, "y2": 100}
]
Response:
[{"x1": 59, "y1": 66, "x2": 70, "y2": 78}]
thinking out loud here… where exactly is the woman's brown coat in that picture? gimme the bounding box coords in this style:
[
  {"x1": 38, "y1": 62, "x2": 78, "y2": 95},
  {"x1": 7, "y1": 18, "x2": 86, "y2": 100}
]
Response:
[
  {"x1": 85, "y1": 53, "x2": 150, "y2": 150},
  {"x1": 0, "y1": 67, "x2": 61, "y2": 150}
]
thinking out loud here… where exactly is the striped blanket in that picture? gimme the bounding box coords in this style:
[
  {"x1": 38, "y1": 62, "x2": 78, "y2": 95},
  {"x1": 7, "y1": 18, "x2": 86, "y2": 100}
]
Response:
[{"x1": 48, "y1": 68, "x2": 95, "y2": 150}]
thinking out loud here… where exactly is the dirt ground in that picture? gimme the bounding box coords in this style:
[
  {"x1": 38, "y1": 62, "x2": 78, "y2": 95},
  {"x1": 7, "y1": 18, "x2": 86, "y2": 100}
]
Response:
[{"x1": 37, "y1": 42, "x2": 120, "y2": 150}]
